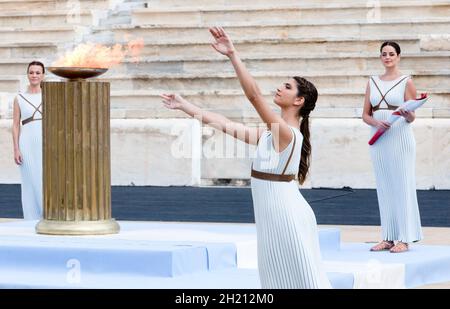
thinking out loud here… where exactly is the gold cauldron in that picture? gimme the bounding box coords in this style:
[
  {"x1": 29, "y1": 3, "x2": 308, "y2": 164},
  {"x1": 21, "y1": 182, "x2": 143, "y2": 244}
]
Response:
[
  {"x1": 36, "y1": 66, "x2": 120, "y2": 235},
  {"x1": 48, "y1": 66, "x2": 108, "y2": 80}
]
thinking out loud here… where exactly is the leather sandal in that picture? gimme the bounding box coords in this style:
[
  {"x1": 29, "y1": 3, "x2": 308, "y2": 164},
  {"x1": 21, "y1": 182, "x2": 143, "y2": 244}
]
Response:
[
  {"x1": 370, "y1": 240, "x2": 395, "y2": 251},
  {"x1": 390, "y1": 242, "x2": 409, "y2": 253}
]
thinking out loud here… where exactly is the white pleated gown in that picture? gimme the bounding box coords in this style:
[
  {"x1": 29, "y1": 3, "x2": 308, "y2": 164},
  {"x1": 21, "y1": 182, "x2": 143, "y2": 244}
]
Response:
[
  {"x1": 369, "y1": 75, "x2": 423, "y2": 243},
  {"x1": 17, "y1": 92, "x2": 43, "y2": 220},
  {"x1": 251, "y1": 127, "x2": 331, "y2": 289}
]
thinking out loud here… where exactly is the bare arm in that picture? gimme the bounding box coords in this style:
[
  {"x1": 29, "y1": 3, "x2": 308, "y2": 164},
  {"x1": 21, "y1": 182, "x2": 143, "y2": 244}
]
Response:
[
  {"x1": 362, "y1": 81, "x2": 391, "y2": 130},
  {"x1": 400, "y1": 78, "x2": 416, "y2": 123},
  {"x1": 209, "y1": 27, "x2": 292, "y2": 152},
  {"x1": 12, "y1": 97, "x2": 23, "y2": 165},
  {"x1": 161, "y1": 94, "x2": 264, "y2": 145}
]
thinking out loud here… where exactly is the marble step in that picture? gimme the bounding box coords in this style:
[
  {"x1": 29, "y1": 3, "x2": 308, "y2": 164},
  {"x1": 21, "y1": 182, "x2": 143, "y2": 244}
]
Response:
[
  {"x1": 145, "y1": 0, "x2": 447, "y2": 8},
  {"x1": 108, "y1": 52, "x2": 450, "y2": 75},
  {"x1": 104, "y1": 89, "x2": 449, "y2": 119},
  {"x1": 0, "y1": 10, "x2": 95, "y2": 27},
  {"x1": 0, "y1": 0, "x2": 110, "y2": 11},
  {"x1": 102, "y1": 37, "x2": 424, "y2": 59},
  {"x1": 0, "y1": 26, "x2": 79, "y2": 43},
  {"x1": 99, "y1": 70, "x2": 449, "y2": 92},
  {"x1": 132, "y1": 2, "x2": 450, "y2": 26},
  {"x1": 0, "y1": 42, "x2": 57, "y2": 59},
  {"x1": 4, "y1": 51, "x2": 448, "y2": 76},
  {"x1": 94, "y1": 20, "x2": 450, "y2": 45}
]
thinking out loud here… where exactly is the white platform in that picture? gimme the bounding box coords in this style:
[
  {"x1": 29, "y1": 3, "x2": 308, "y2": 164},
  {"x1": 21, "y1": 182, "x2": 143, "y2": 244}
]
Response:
[{"x1": 1, "y1": 220, "x2": 449, "y2": 289}]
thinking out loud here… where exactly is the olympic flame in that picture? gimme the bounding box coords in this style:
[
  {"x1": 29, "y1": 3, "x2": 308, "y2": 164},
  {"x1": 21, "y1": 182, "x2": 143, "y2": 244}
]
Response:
[{"x1": 53, "y1": 38, "x2": 144, "y2": 69}]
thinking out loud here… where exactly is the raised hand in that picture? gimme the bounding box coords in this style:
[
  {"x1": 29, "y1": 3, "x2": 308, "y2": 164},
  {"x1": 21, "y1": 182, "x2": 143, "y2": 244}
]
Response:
[
  {"x1": 209, "y1": 27, "x2": 236, "y2": 57},
  {"x1": 161, "y1": 94, "x2": 186, "y2": 110}
]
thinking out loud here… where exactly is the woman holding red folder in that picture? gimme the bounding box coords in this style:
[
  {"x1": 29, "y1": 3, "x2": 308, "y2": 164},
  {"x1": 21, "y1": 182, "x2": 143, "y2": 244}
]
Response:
[{"x1": 362, "y1": 42, "x2": 423, "y2": 253}]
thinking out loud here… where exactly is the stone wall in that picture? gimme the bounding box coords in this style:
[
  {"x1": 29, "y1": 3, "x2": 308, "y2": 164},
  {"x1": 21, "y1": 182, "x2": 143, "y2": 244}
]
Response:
[{"x1": 0, "y1": 0, "x2": 449, "y2": 188}]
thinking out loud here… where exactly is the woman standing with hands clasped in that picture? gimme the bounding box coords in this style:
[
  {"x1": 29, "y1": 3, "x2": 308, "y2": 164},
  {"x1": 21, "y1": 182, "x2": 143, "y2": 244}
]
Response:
[
  {"x1": 162, "y1": 27, "x2": 331, "y2": 288},
  {"x1": 12, "y1": 61, "x2": 45, "y2": 220}
]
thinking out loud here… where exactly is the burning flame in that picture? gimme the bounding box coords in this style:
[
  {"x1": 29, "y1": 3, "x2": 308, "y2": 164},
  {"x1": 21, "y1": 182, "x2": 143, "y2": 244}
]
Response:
[{"x1": 53, "y1": 38, "x2": 144, "y2": 69}]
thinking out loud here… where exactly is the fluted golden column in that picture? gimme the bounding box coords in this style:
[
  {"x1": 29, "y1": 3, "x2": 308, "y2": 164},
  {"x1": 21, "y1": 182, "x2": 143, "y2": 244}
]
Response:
[{"x1": 36, "y1": 81, "x2": 120, "y2": 235}]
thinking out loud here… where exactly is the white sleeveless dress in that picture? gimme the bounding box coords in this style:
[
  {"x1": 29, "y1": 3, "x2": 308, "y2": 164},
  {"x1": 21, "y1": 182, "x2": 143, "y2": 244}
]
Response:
[
  {"x1": 17, "y1": 92, "x2": 43, "y2": 220},
  {"x1": 251, "y1": 127, "x2": 331, "y2": 289},
  {"x1": 368, "y1": 75, "x2": 423, "y2": 243}
]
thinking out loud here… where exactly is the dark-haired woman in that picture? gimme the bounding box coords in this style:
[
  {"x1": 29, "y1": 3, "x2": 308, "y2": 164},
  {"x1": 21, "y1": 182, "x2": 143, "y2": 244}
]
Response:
[
  {"x1": 362, "y1": 42, "x2": 423, "y2": 253},
  {"x1": 12, "y1": 61, "x2": 45, "y2": 220},
  {"x1": 162, "y1": 27, "x2": 331, "y2": 288}
]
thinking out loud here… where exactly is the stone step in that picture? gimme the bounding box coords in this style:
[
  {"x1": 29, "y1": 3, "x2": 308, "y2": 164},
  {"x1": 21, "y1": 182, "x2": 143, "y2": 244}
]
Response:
[
  {"x1": 99, "y1": 0, "x2": 147, "y2": 26},
  {"x1": 0, "y1": 0, "x2": 110, "y2": 11},
  {"x1": 109, "y1": 89, "x2": 449, "y2": 110},
  {"x1": 0, "y1": 60, "x2": 47, "y2": 75},
  {"x1": 133, "y1": 2, "x2": 450, "y2": 26},
  {"x1": 103, "y1": 34, "x2": 450, "y2": 57},
  {"x1": 109, "y1": 52, "x2": 450, "y2": 75},
  {"x1": 100, "y1": 71, "x2": 449, "y2": 93},
  {"x1": 2, "y1": 87, "x2": 447, "y2": 118},
  {"x1": 108, "y1": 91, "x2": 447, "y2": 120},
  {"x1": 0, "y1": 42, "x2": 57, "y2": 59},
  {"x1": 108, "y1": 107, "x2": 446, "y2": 121},
  {"x1": 145, "y1": 0, "x2": 443, "y2": 8},
  {"x1": 0, "y1": 26, "x2": 77, "y2": 43},
  {"x1": 5, "y1": 51, "x2": 449, "y2": 75},
  {"x1": 114, "y1": 37, "x2": 423, "y2": 59},
  {"x1": 0, "y1": 10, "x2": 95, "y2": 27},
  {"x1": 6, "y1": 69, "x2": 445, "y2": 96},
  {"x1": 109, "y1": 107, "x2": 448, "y2": 120},
  {"x1": 97, "y1": 20, "x2": 450, "y2": 44},
  {"x1": 0, "y1": 77, "x2": 20, "y2": 92},
  {"x1": 146, "y1": 0, "x2": 303, "y2": 7},
  {"x1": 3, "y1": 87, "x2": 446, "y2": 119}
]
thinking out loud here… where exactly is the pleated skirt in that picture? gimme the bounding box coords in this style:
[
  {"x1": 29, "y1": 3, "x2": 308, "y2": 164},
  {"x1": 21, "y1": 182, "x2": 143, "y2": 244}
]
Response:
[
  {"x1": 250, "y1": 178, "x2": 331, "y2": 289},
  {"x1": 370, "y1": 111, "x2": 423, "y2": 243},
  {"x1": 19, "y1": 121, "x2": 43, "y2": 220}
]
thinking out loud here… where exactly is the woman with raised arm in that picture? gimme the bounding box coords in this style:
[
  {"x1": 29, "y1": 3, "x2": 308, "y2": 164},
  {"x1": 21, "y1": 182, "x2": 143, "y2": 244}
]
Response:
[
  {"x1": 362, "y1": 42, "x2": 423, "y2": 253},
  {"x1": 162, "y1": 27, "x2": 331, "y2": 289},
  {"x1": 12, "y1": 61, "x2": 45, "y2": 220}
]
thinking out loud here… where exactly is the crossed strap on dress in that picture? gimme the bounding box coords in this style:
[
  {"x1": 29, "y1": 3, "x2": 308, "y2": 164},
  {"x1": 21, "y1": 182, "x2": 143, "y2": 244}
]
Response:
[
  {"x1": 251, "y1": 129, "x2": 297, "y2": 182},
  {"x1": 19, "y1": 94, "x2": 42, "y2": 125},
  {"x1": 370, "y1": 76, "x2": 409, "y2": 112}
]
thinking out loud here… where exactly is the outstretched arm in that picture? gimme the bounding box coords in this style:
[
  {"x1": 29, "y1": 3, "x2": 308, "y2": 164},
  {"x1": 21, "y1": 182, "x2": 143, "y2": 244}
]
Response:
[
  {"x1": 209, "y1": 27, "x2": 292, "y2": 152},
  {"x1": 161, "y1": 94, "x2": 264, "y2": 145}
]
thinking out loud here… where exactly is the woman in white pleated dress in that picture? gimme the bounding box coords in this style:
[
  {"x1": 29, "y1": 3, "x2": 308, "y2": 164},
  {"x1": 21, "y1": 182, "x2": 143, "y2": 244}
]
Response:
[
  {"x1": 162, "y1": 27, "x2": 331, "y2": 288},
  {"x1": 12, "y1": 61, "x2": 45, "y2": 220},
  {"x1": 362, "y1": 42, "x2": 423, "y2": 253}
]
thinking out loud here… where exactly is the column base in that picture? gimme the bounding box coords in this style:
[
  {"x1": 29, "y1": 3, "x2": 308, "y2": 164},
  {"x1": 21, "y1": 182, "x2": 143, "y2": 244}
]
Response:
[{"x1": 35, "y1": 219, "x2": 120, "y2": 235}]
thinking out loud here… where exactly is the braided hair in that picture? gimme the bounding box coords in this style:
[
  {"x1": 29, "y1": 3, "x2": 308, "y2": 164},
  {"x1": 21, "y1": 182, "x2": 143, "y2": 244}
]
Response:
[{"x1": 293, "y1": 76, "x2": 317, "y2": 185}]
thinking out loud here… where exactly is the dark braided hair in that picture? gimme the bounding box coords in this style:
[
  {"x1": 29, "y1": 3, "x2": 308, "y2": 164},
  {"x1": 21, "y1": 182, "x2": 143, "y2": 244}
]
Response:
[{"x1": 293, "y1": 76, "x2": 317, "y2": 185}]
